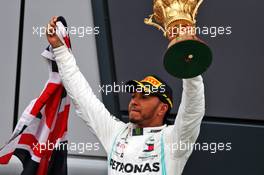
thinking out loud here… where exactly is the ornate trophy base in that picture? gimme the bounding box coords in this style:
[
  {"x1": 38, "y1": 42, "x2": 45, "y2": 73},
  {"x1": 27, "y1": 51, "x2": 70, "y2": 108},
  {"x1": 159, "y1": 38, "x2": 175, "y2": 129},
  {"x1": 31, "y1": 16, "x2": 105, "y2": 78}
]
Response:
[{"x1": 164, "y1": 36, "x2": 212, "y2": 79}]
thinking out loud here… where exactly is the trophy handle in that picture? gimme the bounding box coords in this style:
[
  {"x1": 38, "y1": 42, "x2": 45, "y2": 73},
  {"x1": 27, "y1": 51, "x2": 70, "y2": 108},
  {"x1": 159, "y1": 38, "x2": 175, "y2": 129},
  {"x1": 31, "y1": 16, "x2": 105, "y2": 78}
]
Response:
[
  {"x1": 192, "y1": 0, "x2": 203, "y2": 23},
  {"x1": 144, "y1": 14, "x2": 166, "y2": 36}
]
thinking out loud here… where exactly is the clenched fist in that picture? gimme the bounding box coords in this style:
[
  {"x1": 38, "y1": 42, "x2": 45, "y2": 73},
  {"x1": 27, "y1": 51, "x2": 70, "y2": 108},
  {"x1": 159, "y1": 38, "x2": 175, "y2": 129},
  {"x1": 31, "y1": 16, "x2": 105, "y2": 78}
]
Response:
[{"x1": 46, "y1": 16, "x2": 63, "y2": 48}]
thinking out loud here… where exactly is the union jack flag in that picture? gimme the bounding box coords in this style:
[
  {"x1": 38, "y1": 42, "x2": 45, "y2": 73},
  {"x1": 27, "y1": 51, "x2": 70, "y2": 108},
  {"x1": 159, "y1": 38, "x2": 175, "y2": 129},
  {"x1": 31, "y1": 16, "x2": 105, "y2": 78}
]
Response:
[{"x1": 0, "y1": 16, "x2": 71, "y2": 175}]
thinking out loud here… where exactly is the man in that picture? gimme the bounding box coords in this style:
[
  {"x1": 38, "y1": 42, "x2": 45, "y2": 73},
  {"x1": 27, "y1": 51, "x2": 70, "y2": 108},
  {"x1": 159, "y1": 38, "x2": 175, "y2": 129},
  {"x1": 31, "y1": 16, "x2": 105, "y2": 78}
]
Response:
[{"x1": 47, "y1": 16, "x2": 205, "y2": 175}]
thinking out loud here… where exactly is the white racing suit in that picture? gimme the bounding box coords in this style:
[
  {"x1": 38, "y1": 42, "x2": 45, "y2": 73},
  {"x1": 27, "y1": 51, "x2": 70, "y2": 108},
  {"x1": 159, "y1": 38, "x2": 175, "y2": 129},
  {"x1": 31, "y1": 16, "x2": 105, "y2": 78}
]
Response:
[{"x1": 53, "y1": 45, "x2": 205, "y2": 175}]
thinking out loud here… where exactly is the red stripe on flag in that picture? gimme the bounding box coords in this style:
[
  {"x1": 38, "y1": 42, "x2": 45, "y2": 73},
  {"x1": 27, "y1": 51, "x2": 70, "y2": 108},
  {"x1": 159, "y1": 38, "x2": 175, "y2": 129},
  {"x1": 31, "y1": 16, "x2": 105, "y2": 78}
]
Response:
[
  {"x1": 0, "y1": 152, "x2": 14, "y2": 164},
  {"x1": 48, "y1": 104, "x2": 70, "y2": 142},
  {"x1": 45, "y1": 85, "x2": 64, "y2": 129},
  {"x1": 37, "y1": 155, "x2": 49, "y2": 175},
  {"x1": 63, "y1": 36, "x2": 71, "y2": 48},
  {"x1": 18, "y1": 133, "x2": 42, "y2": 158},
  {"x1": 31, "y1": 83, "x2": 61, "y2": 117}
]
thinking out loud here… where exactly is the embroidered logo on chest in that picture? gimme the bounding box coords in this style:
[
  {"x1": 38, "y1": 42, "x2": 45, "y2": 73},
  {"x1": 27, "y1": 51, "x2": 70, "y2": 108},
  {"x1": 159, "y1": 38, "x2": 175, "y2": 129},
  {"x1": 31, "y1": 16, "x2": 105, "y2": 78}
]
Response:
[{"x1": 139, "y1": 136, "x2": 159, "y2": 161}]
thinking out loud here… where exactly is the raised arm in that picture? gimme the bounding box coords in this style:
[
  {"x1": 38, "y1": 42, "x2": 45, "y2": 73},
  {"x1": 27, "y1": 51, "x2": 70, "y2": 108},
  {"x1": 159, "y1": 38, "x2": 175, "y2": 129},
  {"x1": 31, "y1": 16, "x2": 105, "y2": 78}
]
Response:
[
  {"x1": 172, "y1": 75, "x2": 205, "y2": 158},
  {"x1": 47, "y1": 17, "x2": 126, "y2": 153},
  {"x1": 53, "y1": 46, "x2": 125, "y2": 152}
]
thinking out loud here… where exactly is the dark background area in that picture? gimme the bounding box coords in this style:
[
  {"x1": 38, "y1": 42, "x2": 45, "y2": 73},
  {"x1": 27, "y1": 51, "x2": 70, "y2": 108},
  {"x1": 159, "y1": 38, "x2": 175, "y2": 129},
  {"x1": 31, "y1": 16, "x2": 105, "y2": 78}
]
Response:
[{"x1": 107, "y1": 0, "x2": 264, "y2": 121}]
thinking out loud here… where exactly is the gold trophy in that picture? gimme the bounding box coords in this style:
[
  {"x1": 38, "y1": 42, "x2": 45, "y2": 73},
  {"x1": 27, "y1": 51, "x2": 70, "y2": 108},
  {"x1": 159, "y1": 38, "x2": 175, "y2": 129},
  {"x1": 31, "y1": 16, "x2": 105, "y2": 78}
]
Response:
[{"x1": 144, "y1": 0, "x2": 212, "y2": 78}]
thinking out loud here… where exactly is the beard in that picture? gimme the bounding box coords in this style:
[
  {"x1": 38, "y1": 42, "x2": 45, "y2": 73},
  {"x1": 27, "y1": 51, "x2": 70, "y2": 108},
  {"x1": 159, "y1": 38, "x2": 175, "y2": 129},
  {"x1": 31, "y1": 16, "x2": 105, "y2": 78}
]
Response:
[
  {"x1": 128, "y1": 111, "x2": 143, "y2": 124},
  {"x1": 129, "y1": 118, "x2": 140, "y2": 124},
  {"x1": 128, "y1": 105, "x2": 159, "y2": 124},
  {"x1": 128, "y1": 100, "x2": 162, "y2": 125}
]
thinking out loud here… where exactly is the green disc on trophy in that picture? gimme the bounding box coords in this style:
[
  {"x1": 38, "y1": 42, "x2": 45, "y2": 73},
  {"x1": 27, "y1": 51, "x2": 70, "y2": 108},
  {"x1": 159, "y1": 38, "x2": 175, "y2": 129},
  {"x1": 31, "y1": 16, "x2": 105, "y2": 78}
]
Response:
[
  {"x1": 163, "y1": 39, "x2": 212, "y2": 79},
  {"x1": 144, "y1": 0, "x2": 213, "y2": 79}
]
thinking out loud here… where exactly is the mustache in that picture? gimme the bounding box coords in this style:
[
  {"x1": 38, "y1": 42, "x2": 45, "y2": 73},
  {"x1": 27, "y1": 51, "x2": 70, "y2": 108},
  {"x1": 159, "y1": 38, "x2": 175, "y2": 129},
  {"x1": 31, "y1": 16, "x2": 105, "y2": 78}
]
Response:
[{"x1": 129, "y1": 105, "x2": 140, "y2": 112}]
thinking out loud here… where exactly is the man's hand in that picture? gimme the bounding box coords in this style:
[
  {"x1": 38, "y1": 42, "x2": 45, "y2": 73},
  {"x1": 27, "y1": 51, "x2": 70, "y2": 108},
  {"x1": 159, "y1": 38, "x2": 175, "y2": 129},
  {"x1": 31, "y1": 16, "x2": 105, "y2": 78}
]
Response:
[{"x1": 46, "y1": 16, "x2": 63, "y2": 48}]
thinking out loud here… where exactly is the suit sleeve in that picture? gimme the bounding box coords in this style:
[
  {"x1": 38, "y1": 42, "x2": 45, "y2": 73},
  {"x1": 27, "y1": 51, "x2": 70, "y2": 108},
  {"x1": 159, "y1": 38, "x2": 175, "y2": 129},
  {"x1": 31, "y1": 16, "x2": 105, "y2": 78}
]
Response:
[
  {"x1": 53, "y1": 45, "x2": 126, "y2": 153},
  {"x1": 171, "y1": 75, "x2": 205, "y2": 158}
]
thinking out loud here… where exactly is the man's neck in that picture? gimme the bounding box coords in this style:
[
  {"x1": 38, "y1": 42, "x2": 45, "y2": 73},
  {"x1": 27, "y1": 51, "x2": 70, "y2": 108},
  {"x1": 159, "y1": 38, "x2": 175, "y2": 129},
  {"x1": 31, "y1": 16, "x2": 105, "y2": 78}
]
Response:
[{"x1": 135, "y1": 122, "x2": 164, "y2": 128}]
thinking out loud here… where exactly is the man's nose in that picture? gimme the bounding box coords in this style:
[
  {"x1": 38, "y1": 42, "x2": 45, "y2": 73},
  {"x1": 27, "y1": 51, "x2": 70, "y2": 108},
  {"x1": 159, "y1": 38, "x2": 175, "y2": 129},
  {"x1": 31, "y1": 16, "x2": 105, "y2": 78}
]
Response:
[
  {"x1": 130, "y1": 95, "x2": 139, "y2": 105},
  {"x1": 130, "y1": 98, "x2": 138, "y2": 106}
]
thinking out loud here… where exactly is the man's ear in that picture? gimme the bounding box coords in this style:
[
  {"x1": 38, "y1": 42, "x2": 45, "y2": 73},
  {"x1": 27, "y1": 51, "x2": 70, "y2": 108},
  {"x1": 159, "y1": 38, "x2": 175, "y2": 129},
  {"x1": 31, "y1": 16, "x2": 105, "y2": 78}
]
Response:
[{"x1": 159, "y1": 103, "x2": 169, "y2": 116}]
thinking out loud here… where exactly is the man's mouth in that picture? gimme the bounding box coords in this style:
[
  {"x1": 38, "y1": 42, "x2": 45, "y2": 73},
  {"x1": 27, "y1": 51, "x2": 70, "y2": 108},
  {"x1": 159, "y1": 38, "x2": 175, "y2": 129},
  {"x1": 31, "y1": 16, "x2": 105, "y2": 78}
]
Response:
[{"x1": 130, "y1": 108, "x2": 140, "y2": 113}]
